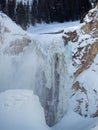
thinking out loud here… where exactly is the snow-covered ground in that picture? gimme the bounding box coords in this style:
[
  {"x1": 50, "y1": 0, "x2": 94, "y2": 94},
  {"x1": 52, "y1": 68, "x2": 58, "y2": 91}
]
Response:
[
  {"x1": 0, "y1": 90, "x2": 50, "y2": 130},
  {"x1": 0, "y1": 90, "x2": 98, "y2": 130},
  {"x1": 91, "y1": 126, "x2": 98, "y2": 130},
  {"x1": 27, "y1": 21, "x2": 79, "y2": 34},
  {"x1": 53, "y1": 110, "x2": 98, "y2": 130}
]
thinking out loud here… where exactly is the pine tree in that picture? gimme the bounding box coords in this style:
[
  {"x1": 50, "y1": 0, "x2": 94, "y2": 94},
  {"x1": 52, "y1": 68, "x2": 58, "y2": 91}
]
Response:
[
  {"x1": 0, "y1": 0, "x2": 6, "y2": 13},
  {"x1": 16, "y1": 2, "x2": 29, "y2": 29},
  {"x1": 31, "y1": 0, "x2": 37, "y2": 25},
  {"x1": 6, "y1": 0, "x2": 16, "y2": 21},
  {"x1": 0, "y1": 0, "x2": 93, "y2": 27}
]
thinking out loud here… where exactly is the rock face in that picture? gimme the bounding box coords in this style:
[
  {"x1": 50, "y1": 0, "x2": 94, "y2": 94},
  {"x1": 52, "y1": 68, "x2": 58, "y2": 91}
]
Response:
[
  {"x1": 74, "y1": 42, "x2": 98, "y2": 78},
  {"x1": 63, "y1": 5, "x2": 98, "y2": 118}
]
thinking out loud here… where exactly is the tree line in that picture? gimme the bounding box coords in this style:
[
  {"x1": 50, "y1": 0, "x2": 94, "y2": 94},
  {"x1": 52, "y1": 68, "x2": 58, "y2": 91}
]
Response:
[{"x1": 0, "y1": 0, "x2": 92, "y2": 29}]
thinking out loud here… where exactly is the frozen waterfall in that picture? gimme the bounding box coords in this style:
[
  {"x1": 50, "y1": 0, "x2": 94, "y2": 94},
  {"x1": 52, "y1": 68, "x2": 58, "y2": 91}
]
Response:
[{"x1": 0, "y1": 16, "x2": 73, "y2": 126}]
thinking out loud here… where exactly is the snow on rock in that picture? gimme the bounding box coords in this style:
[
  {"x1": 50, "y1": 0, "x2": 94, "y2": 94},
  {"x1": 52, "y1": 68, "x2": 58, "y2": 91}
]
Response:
[
  {"x1": 0, "y1": 11, "x2": 33, "y2": 55},
  {"x1": 0, "y1": 90, "x2": 50, "y2": 130},
  {"x1": 81, "y1": 6, "x2": 98, "y2": 35},
  {"x1": 0, "y1": 12, "x2": 24, "y2": 34},
  {"x1": 63, "y1": 5, "x2": 98, "y2": 119}
]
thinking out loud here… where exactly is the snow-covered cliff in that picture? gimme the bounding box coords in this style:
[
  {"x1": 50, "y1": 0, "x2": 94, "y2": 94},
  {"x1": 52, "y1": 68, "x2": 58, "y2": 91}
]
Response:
[{"x1": 63, "y1": 5, "x2": 98, "y2": 118}]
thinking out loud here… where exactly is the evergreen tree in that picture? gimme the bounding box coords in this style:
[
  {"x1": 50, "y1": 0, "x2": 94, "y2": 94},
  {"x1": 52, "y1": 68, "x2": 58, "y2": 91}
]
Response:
[
  {"x1": 0, "y1": 0, "x2": 93, "y2": 28},
  {"x1": 0, "y1": 0, "x2": 6, "y2": 13},
  {"x1": 31, "y1": 0, "x2": 37, "y2": 25},
  {"x1": 6, "y1": 0, "x2": 16, "y2": 21},
  {"x1": 16, "y1": 2, "x2": 29, "y2": 29}
]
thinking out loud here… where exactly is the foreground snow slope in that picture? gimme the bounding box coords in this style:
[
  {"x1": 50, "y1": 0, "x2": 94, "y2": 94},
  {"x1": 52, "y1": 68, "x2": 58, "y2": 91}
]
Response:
[
  {"x1": 0, "y1": 90, "x2": 50, "y2": 130},
  {"x1": 91, "y1": 126, "x2": 98, "y2": 130},
  {"x1": 0, "y1": 89, "x2": 98, "y2": 130},
  {"x1": 53, "y1": 111, "x2": 98, "y2": 130}
]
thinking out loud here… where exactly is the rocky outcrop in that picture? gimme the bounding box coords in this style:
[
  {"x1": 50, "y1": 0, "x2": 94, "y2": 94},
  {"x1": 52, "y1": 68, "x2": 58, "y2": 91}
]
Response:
[
  {"x1": 8, "y1": 38, "x2": 31, "y2": 55},
  {"x1": 72, "y1": 80, "x2": 98, "y2": 118},
  {"x1": 63, "y1": 31, "x2": 79, "y2": 45},
  {"x1": 74, "y1": 41, "x2": 98, "y2": 77},
  {"x1": 74, "y1": 6, "x2": 98, "y2": 78},
  {"x1": 63, "y1": 5, "x2": 98, "y2": 119},
  {"x1": 81, "y1": 5, "x2": 98, "y2": 35}
]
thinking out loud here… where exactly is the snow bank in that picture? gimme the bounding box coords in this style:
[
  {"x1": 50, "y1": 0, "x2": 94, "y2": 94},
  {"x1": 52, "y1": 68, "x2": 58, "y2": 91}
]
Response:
[
  {"x1": 53, "y1": 110, "x2": 98, "y2": 130},
  {"x1": 27, "y1": 21, "x2": 79, "y2": 34},
  {"x1": 91, "y1": 126, "x2": 98, "y2": 130},
  {"x1": 0, "y1": 90, "x2": 50, "y2": 130},
  {"x1": 0, "y1": 12, "x2": 24, "y2": 34},
  {"x1": 0, "y1": 89, "x2": 97, "y2": 130}
]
